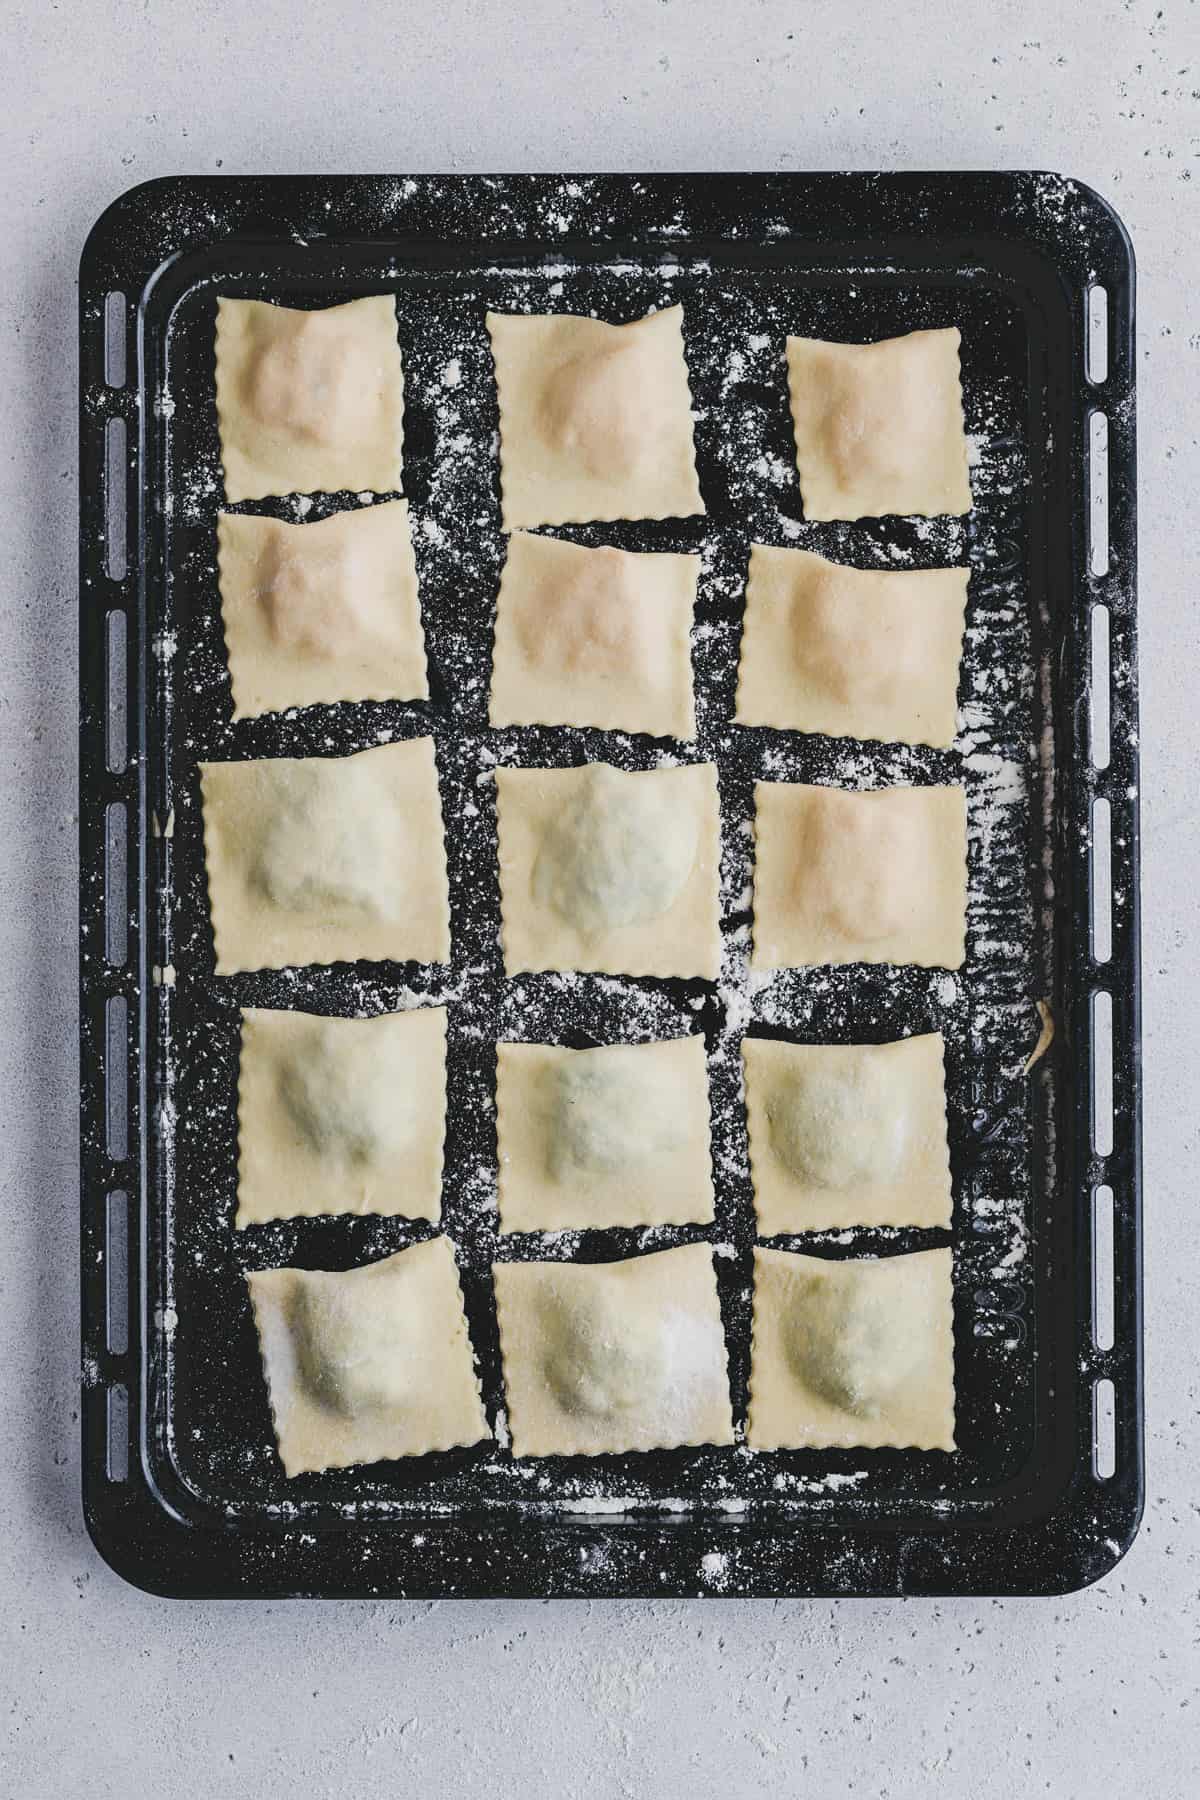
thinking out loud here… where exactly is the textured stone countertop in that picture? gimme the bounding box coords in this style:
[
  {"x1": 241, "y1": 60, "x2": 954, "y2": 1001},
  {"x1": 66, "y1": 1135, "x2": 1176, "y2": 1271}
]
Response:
[{"x1": 2, "y1": 2, "x2": 1196, "y2": 1794}]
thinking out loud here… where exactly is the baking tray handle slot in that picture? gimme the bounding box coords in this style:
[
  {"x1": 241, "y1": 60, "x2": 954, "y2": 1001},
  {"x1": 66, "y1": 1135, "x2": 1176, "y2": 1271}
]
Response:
[
  {"x1": 1090, "y1": 988, "x2": 1113, "y2": 1158},
  {"x1": 105, "y1": 995, "x2": 129, "y2": 1164},
  {"x1": 105, "y1": 1383, "x2": 129, "y2": 1484},
  {"x1": 1090, "y1": 797, "x2": 1112, "y2": 964},
  {"x1": 1085, "y1": 284, "x2": 1109, "y2": 385},
  {"x1": 105, "y1": 609, "x2": 127, "y2": 775},
  {"x1": 103, "y1": 291, "x2": 127, "y2": 390},
  {"x1": 1093, "y1": 1378, "x2": 1116, "y2": 1479},
  {"x1": 104, "y1": 802, "x2": 128, "y2": 967},
  {"x1": 104, "y1": 417, "x2": 127, "y2": 583},
  {"x1": 1087, "y1": 411, "x2": 1109, "y2": 577},
  {"x1": 1092, "y1": 1184, "x2": 1115, "y2": 1352},
  {"x1": 1089, "y1": 603, "x2": 1110, "y2": 769},
  {"x1": 105, "y1": 1190, "x2": 130, "y2": 1357}
]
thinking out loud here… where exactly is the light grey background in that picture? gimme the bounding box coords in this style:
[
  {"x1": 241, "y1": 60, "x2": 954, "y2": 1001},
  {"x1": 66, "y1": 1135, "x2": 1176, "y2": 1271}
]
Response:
[{"x1": 2, "y1": 1, "x2": 1196, "y2": 1794}]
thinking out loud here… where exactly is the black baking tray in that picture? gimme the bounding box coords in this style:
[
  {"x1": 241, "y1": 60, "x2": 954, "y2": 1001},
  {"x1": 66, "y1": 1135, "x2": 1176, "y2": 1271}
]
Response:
[{"x1": 79, "y1": 173, "x2": 1142, "y2": 1598}]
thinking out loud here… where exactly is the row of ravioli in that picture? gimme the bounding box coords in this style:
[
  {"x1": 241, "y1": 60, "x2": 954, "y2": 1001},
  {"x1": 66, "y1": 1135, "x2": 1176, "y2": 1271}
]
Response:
[
  {"x1": 200, "y1": 748, "x2": 966, "y2": 977},
  {"x1": 240, "y1": 1007, "x2": 951, "y2": 1236},
  {"x1": 216, "y1": 293, "x2": 972, "y2": 524},
  {"x1": 251, "y1": 1236, "x2": 955, "y2": 1477},
  {"x1": 220, "y1": 508, "x2": 967, "y2": 750}
]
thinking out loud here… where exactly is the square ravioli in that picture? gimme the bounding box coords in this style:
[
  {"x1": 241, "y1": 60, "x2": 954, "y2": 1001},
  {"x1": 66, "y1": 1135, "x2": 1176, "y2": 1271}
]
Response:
[
  {"x1": 215, "y1": 295, "x2": 405, "y2": 501},
  {"x1": 747, "y1": 1246, "x2": 955, "y2": 1451},
  {"x1": 494, "y1": 761, "x2": 722, "y2": 980},
  {"x1": 199, "y1": 738, "x2": 450, "y2": 973},
  {"x1": 786, "y1": 328, "x2": 972, "y2": 521},
  {"x1": 751, "y1": 781, "x2": 967, "y2": 970},
  {"x1": 237, "y1": 1005, "x2": 448, "y2": 1228},
  {"x1": 735, "y1": 544, "x2": 967, "y2": 748},
  {"x1": 496, "y1": 1036, "x2": 714, "y2": 1232},
  {"x1": 487, "y1": 304, "x2": 704, "y2": 529},
  {"x1": 217, "y1": 500, "x2": 428, "y2": 719},
  {"x1": 493, "y1": 1244, "x2": 734, "y2": 1457},
  {"x1": 489, "y1": 531, "x2": 698, "y2": 739},
  {"x1": 742, "y1": 1033, "x2": 951, "y2": 1233},
  {"x1": 247, "y1": 1237, "x2": 489, "y2": 1476}
]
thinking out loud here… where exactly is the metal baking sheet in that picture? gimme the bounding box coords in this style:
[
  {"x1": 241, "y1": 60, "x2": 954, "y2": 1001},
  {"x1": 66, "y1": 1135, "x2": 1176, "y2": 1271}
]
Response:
[{"x1": 79, "y1": 173, "x2": 1142, "y2": 1597}]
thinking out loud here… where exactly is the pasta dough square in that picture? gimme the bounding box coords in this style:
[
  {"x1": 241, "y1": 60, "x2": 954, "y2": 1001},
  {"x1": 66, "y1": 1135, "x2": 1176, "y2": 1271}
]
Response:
[
  {"x1": 742, "y1": 1033, "x2": 951, "y2": 1233},
  {"x1": 493, "y1": 1244, "x2": 734, "y2": 1457},
  {"x1": 496, "y1": 1036, "x2": 714, "y2": 1232},
  {"x1": 786, "y1": 328, "x2": 972, "y2": 521},
  {"x1": 489, "y1": 532, "x2": 698, "y2": 739},
  {"x1": 199, "y1": 738, "x2": 451, "y2": 974},
  {"x1": 237, "y1": 1005, "x2": 448, "y2": 1228},
  {"x1": 487, "y1": 305, "x2": 704, "y2": 529},
  {"x1": 217, "y1": 500, "x2": 428, "y2": 719},
  {"x1": 215, "y1": 296, "x2": 404, "y2": 501},
  {"x1": 735, "y1": 545, "x2": 967, "y2": 748},
  {"x1": 247, "y1": 1237, "x2": 489, "y2": 1476},
  {"x1": 751, "y1": 781, "x2": 966, "y2": 970},
  {"x1": 494, "y1": 761, "x2": 722, "y2": 980},
  {"x1": 747, "y1": 1246, "x2": 955, "y2": 1451}
]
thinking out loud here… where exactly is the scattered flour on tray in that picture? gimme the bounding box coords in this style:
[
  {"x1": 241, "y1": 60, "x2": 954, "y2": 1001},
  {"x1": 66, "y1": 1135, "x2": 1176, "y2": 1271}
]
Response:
[{"x1": 143, "y1": 183, "x2": 1049, "y2": 1554}]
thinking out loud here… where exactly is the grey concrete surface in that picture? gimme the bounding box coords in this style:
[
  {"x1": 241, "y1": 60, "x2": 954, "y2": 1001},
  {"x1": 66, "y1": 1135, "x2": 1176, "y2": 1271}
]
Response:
[{"x1": 2, "y1": 1, "x2": 1197, "y2": 1794}]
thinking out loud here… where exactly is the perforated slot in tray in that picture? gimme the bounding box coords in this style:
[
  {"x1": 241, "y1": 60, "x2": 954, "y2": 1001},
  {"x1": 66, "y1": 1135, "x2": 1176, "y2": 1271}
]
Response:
[{"x1": 79, "y1": 173, "x2": 1141, "y2": 1599}]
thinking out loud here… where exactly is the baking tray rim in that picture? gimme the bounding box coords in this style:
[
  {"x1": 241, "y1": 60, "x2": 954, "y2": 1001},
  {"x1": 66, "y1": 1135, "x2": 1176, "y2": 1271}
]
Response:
[{"x1": 79, "y1": 170, "x2": 1142, "y2": 1598}]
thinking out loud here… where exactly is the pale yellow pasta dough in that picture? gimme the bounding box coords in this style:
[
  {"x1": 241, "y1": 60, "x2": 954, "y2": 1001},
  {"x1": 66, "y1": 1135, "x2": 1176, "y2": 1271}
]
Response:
[
  {"x1": 215, "y1": 295, "x2": 404, "y2": 501},
  {"x1": 496, "y1": 1036, "x2": 714, "y2": 1232},
  {"x1": 489, "y1": 532, "x2": 698, "y2": 739},
  {"x1": 487, "y1": 305, "x2": 704, "y2": 529},
  {"x1": 493, "y1": 1244, "x2": 734, "y2": 1457},
  {"x1": 735, "y1": 544, "x2": 967, "y2": 747},
  {"x1": 237, "y1": 1006, "x2": 447, "y2": 1228},
  {"x1": 247, "y1": 1237, "x2": 489, "y2": 1476},
  {"x1": 747, "y1": 1246, "x2": 955, "y2": 1450},
  {"x1": 742, "y1": 1033, "x2": 951, "y2": 1232},
  {"x1": 751, "y1": 781, "x2": 966, "y2": 970},
  {"x1": 217, "y1": 501, "x2": 428, "y2": 719},
  {"x1": 786, "y1": 328, "x2": 972, "y2": 521},
  {"x1": 494, "y1": 761, "x2": 722, "y2": 979},
  {"x1": 199, "y1": 738, "x2": 450, "y2": 973}
]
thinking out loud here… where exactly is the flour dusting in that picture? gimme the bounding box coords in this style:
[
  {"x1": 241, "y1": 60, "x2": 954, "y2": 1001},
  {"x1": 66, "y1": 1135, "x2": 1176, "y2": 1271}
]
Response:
[{"x1": 138, "y1": 177, "x2": 1051, "y2": 1562}]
